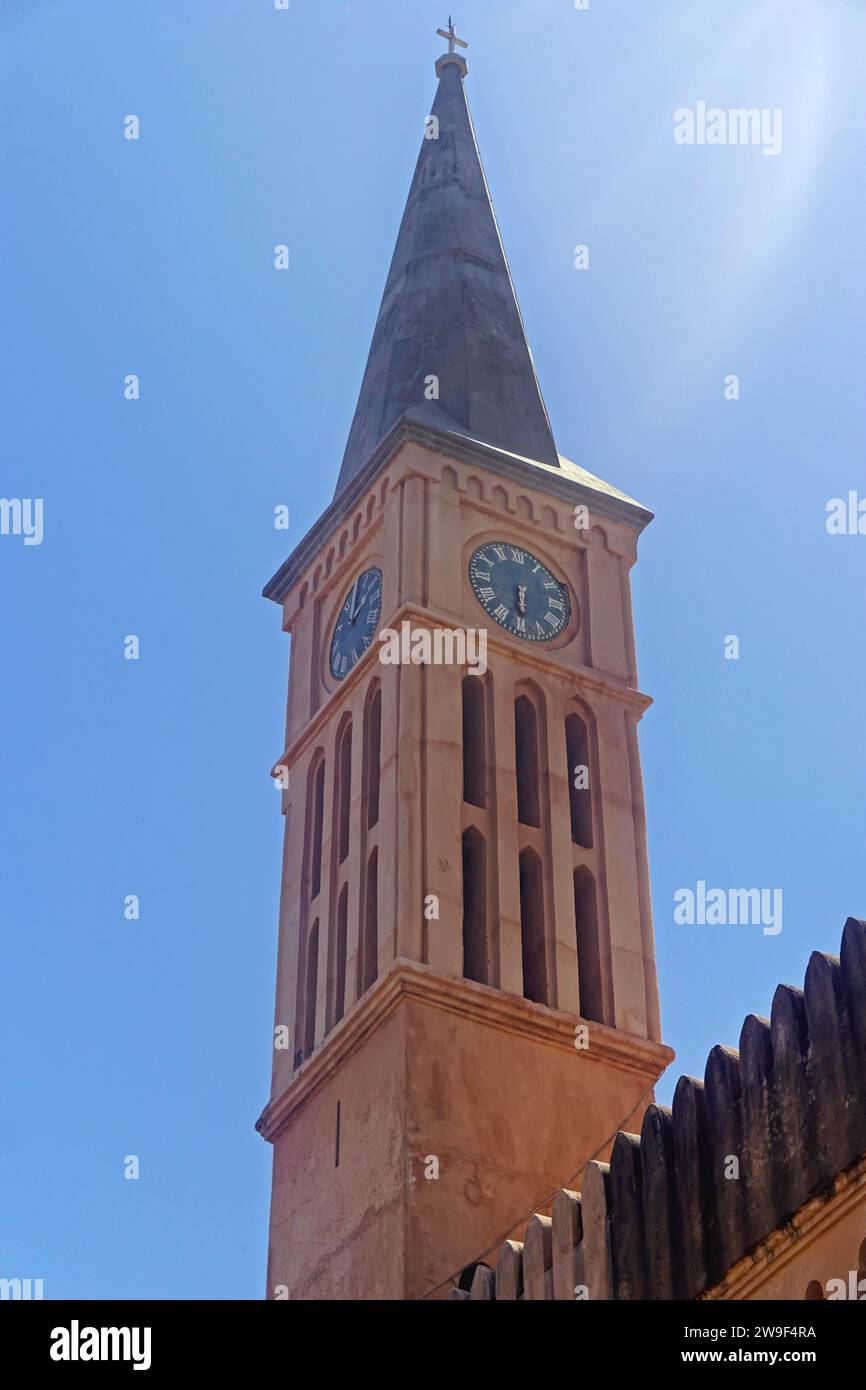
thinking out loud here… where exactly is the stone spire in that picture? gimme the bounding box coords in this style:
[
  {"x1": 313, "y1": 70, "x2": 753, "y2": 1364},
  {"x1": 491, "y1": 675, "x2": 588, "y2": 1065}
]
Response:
[{"x1": 334, "y1": 29, "x2": 560, "y2": 499}]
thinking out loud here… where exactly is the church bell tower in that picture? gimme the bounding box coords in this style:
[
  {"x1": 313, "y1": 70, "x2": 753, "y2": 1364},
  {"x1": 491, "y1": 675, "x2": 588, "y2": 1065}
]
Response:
[{"x1": 257, "y1": 24, "x2": 673, "y2": 1300}]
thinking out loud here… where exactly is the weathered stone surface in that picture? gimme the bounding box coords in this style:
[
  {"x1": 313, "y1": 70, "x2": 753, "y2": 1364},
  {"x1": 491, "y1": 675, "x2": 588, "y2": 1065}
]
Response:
[
  {"x1": 495, "y1": 1240, "x2": 524, "y2": 1301},
  {"x1": 770, "y1": 982, "x2": 811, "y2": 1219},
  {"x1": 552, "y1": 1189, "x2": 582, "y2": 1301},
  {"x1": 841, "y1": 918, "x2": 866, "y2": 1152},
  {"x1": 640, "y1": 1104, "x2": 676, "y2": 1300},
  {"x1": 804, "y1": 952, "x2": 853, "y2": 1186},
  {"x1": 610, "y1": 1132, "x2": 645, "y2": 1299},
  {"x1": 523, "y1": 1215, "x2": 553, "y2": 1301},
  {"x1": 704, "y1": 1045, "x2": 745, "y2": 1285},
  {"x1": 581, "y1": 1161, "x2": 613, "y2": 1301},
  {"x1": 738, "y1": 1014, "x2": 776, "y2": 1254},
  {"x1": 672, "y1": 1075, "x2": 710, "y2": 1298}
]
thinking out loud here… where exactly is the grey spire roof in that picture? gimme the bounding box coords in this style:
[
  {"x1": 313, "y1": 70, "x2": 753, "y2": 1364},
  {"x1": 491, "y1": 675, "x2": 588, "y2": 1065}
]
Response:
[{"x1": 334, "y1": 54, "x2": 560, "y2": 499}]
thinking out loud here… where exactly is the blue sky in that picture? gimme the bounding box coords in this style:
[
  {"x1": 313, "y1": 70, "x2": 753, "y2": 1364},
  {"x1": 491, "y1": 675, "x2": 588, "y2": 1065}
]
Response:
[{"x1": 1, "y1": 0, "x2": 864, "y2": 1298}]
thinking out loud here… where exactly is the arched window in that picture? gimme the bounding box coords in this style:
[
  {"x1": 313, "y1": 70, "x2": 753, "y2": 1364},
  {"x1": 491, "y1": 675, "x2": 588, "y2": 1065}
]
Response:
[
  {"x1": 360, "y1": 848, "x2": 378, "y2": 994},
  {"x1": 363, "y1": 682, "x2": 382, "y2": 829},
  {"x1": 336, "y1": 720, "x2": 352, "y2": 864},
  {"x1": 804, "y1": 1280, "x2": 824, "y2": 1301},
  {"x1": 461, "y1": 827, "x2": 487, "y2": 984},
  {"x1": 519, "y1": 848, "x2": 547, "y2": 1004},
  {"x1": 303, "y1": 920, "x2": 319, "y2": 1059},
  {"x1": 333, "y1": 884, "x2": 348, "y2": 1025},
  {"x1": 514, "y1": 695, "x2": 540, "y2": 828},
  {"x1": 462, "y1": 676, "x2": 486, "y2": 808},
  {"x1": 565, "y1": 712, "x2": 593, "y2": 848},
  {"x1": 573, "y1": 866, "x2": 603, "y2": 1022},
  {"x1": 309, "y1": 758, "x2": 325, "y2": 901}
]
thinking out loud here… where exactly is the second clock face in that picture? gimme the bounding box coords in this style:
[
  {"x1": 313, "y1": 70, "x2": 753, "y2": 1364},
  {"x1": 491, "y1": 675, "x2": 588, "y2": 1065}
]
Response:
[
  {"x1": 329, "y1": 566, "x2": 383, "y2": 680},
  {"x1": 469, "y1": 542, "x2": 570, "y2": 641}
]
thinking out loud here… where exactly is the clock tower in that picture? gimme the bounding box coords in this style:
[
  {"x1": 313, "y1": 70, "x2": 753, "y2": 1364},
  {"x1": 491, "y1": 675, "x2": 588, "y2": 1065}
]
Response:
[{"x1": 256, "y1": 27, "x2": 673, "y2": 1301}]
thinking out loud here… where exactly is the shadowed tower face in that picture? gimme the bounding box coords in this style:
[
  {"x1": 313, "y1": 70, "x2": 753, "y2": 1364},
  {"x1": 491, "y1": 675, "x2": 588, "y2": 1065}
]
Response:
[{"x1": 257, "y1": 27, "x2": 672, "y2": 1301}]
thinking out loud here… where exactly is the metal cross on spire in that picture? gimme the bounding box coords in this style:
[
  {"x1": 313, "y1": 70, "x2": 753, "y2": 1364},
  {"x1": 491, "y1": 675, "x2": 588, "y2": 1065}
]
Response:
[{"x1": 436, "y1": 16, "x2": 468, "y2": 55}]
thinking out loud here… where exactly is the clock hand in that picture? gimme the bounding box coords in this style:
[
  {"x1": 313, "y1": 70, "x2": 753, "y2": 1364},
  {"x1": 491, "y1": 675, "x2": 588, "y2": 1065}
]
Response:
[
  {"x1": 348, "y1": 579, "x2": 360, "y2": 623},
  {"x1": 516, "y1": 584, "x2": 527, "y2": 616}
]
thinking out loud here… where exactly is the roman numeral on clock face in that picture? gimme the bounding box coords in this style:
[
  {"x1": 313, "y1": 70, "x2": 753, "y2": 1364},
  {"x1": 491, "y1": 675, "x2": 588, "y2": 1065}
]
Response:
[
  {"x1": 329, "y1": 565, "x2": 383, "y2": 680},
  {"x1": 468, "y1": 542, "x2": 570, "y2": 644}
]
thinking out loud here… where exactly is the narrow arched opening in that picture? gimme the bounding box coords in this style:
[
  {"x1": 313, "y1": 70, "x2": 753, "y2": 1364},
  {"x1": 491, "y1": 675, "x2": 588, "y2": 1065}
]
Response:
[
  {"x1": 519, "y1": 848, "x2": 547, "y2": 1004},
  {"x1": 337, "y1": 721, "x2": 352, "y2": 864},
  {"x1": 462, "y1": 676, "x2": 487, "y2": 808},
  {"x1": 360, "y1": 848, "x2": 378, "y2": 994},
  {"x1": 573, "y1": 866, "x2": 603, "y2": 1022},
  {"x1": 309, "y1": 758, "x2": 325, "y2": 901},
  {"x1": 515, "y1": 695, "x2": 541, "y2": 828},
  {"x1": 565, "y1": 712, "x2": 593, "y2": 849},
  {"x1": 461, "y1": 826, "x2": 488, "y2": 985},
  {"x1": 363, "y1": 682, "x2": 382, "y2": 829},
  {"x1": 303, "y1": 920, "x2": 319, "y2": 1059},
  {"x1": 333, "y1": 884, "x2": 348, "y2": 1025}
]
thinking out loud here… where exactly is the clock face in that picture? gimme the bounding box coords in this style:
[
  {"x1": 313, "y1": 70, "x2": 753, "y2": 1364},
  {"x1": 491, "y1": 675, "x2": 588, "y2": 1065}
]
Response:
[
  {"x1": 329, "y1": 566, "x2": 383, "y2": 680},
  {"x1": 469, "y1": 542, "x2": 570, "y2": 641}
]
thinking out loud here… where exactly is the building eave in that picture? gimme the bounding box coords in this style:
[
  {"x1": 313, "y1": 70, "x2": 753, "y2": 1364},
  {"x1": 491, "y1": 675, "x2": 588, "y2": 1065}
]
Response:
[{"x1": 263, "y1": 413, "x2": 654, "y2": 606}]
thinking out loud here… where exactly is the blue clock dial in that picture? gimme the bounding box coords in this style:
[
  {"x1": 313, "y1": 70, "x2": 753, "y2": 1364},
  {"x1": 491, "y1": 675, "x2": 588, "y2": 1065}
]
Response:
[
  {"x1": 469, "y1": 543, "x2": 570, "y2": 641},
  {"x1": 329, "y1": 566, "x2": 383, "y2": 680}
]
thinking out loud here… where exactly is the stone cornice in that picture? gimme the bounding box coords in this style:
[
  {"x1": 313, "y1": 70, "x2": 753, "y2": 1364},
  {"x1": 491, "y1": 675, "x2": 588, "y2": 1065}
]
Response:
[
  {"x1": 263, "y1": 415, "x2": 653, "y2": 606},
  {"x1": 270, "y1": 603, "x2": 652, "y2": 779},
  {"x1": 700, "y1": 1150, "x2": 866, "y2": 1301},
  {"x1": 255, "y1": 959, "x2": 674, "y2": 1144}
]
